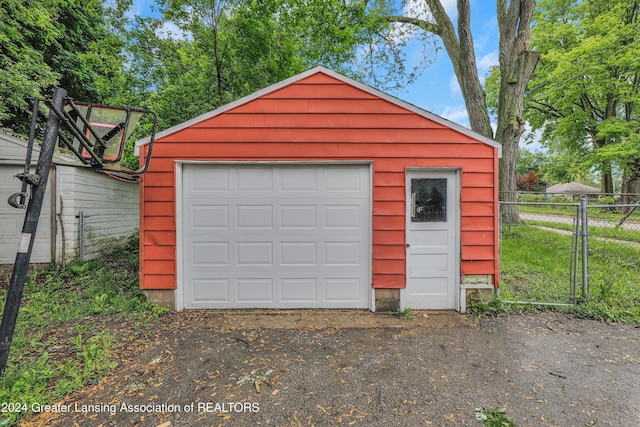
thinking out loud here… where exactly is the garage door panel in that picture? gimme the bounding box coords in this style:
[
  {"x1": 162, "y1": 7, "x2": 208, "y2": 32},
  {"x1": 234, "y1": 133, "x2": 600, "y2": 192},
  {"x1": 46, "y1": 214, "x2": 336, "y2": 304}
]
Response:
[
  {"x1": 236, "y1": 242, "x2": 274, "y2": 266},
  {"x1": 281, "y1": 278, "x2": 318, "y2": 302},
  {"x1": 237, "y1": 168, "x2": 274, "y2": 191},
  {"x1": 324, "y1": 241, "x2": 361, "y2": 265},
  {"x1": 324, "y1": 278, "x2": 365, "y2": 302},
  {"x1": 236, "y1": 205, "x2": 273, "y2": 229},
  {"x1": 280, "y1": 241, "x2": 317, "y2": 266},
  {"x1": 281, "y1": 168, "x2": 317, "y2": 191},
  {"x1": 280, "y1": 205, "x2": 318, "y2": 229},
  {"x1": 191, "y1": 205, "x2": 229, "y2": 229},
  {"x1": 236, "y1": 278, "x2": 274, "y2": 302},
  {"x1": 191, "y1": 278, "x2": 229, "y2": 303},
  {"x1": 188, "y1": 168, "x2": 229, "y2": 193},
  {"x1": 324, "y1": 168, "x2": 365, "y2": 192},
  {"x1": 182, "y1": 164, "x2": 370, "y2": 309},
  {"x1": 324, "y1": 205, "x2": 364, "y2": 229},
  {"x1": 191, "y1": 242, "x2": 229, "y2": 266}
]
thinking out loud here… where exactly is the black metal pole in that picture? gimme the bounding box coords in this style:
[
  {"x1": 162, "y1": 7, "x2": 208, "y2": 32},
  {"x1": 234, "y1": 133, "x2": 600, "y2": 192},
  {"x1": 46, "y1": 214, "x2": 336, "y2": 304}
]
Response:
[{"x1": 0, "y1": 87, "x2": 67, "y2": 374}]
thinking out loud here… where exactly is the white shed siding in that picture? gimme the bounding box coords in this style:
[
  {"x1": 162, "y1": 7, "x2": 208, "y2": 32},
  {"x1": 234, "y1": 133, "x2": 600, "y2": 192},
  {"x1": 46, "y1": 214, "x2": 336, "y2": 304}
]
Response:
[
  {"x1": 0, "y1": 164, "x2": 55, "y2": 263},
  {"x1": 0, "y1": 132, "x2": 57, "y2": 263},
  {"x1": 56, "y1": 167, "x2": 139, "y2": 262},
  {"x1": 1, "y1": 131, "x2": 139, "y2": 264}
]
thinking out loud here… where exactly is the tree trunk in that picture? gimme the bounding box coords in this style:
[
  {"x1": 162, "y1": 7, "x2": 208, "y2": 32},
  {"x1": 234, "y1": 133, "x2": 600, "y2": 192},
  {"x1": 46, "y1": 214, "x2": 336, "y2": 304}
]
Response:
[
  {"x1": 621, "y1": 161, "x2": 640, "y2": 205},
  {"x1": 496, "y1": 0, "x2": 539, "y2": 223},
  {"x1": 424, "y1": 0, "x2": 494, "y2": 138},
  {"x1": 390, "y1": 1, "x2": 539, "y2": 224},
  {"x1": 600, "y1": 164, "x2": 614, "y2": 195}
]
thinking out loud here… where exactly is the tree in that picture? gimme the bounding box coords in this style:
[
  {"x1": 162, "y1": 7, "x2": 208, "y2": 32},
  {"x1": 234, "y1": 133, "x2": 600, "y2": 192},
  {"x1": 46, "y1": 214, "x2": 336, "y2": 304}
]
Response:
[
  {"x1": 121, "y1": 0, "x2": 407, "y2": 131},
  {"x1": 0, "y1": 0, "x2": 130, "y2": 133},
  {"x1": 0, "y1": 0, "x2": 60, "y2": 130},
  {"x1": 525, "y1": 0, "x2": 640, "y2": 197},
  {"x1": 386, "y1": 0, "x2": 539, "y2": 222}
]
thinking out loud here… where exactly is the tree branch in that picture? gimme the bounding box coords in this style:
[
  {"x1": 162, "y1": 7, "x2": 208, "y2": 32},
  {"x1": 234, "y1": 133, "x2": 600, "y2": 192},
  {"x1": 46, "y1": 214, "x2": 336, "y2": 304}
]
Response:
[
  {"x1": 527, "y1": 99, "x2": 565, "y2": 118},
  {"x1": 385, "y1": 16, "x2": 440, "y2": 35}
]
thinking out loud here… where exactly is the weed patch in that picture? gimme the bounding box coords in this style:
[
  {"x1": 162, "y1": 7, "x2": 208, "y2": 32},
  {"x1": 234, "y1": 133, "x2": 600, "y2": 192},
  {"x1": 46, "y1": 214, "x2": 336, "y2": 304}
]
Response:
[
  {"x1": 390, "y1": 307, "x2": 415, "y2": 319},
  {"x1": 0, "y1": 235, "x2": 164, "y2": 425}
]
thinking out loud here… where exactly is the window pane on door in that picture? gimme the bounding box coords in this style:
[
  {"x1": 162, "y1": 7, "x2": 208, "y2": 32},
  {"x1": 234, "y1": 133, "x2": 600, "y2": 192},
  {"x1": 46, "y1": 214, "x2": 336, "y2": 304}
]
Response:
[{"x1": 411, "y1": 178, "x2": 447, "y2": 222}]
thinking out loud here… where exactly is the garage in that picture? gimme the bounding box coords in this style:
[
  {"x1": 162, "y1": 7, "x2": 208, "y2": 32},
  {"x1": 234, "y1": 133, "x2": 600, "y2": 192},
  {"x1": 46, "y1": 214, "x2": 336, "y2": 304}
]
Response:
[
  {"x1": 179, "y1": 163, "x2": 371, "y2": 309},
  {"x1": 136, "y1": 66, "x2": 501, "y2": 312}
]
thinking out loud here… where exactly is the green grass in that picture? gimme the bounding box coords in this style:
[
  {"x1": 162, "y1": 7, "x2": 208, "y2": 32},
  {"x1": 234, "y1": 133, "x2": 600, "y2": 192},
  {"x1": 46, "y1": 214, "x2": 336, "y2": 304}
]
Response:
[
  {"x1": 518, "y1": 203, "x2": 640, "y2": 222},
  {"x1": 495, "y1": 224, "x2": 640, "y2": 323},
  {"x1": 0, "y1": 235, "x2": 165, "y2": 426},
  {"x1": 524, "y1": 219, "x2": 640, "y2": 244}
]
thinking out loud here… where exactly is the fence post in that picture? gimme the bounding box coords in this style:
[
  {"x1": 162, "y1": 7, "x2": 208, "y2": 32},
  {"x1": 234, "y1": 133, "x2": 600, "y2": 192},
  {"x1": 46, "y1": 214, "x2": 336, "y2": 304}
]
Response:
[{"x1": 580, "y1": 196, "x2": 589, "y2": 300}]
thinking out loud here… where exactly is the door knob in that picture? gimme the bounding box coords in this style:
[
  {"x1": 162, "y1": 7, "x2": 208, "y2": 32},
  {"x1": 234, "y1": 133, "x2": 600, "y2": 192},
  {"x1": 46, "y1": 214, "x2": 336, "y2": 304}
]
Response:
[{"x1": 406, "y1": 243, "x2": 410, "y2": 247}]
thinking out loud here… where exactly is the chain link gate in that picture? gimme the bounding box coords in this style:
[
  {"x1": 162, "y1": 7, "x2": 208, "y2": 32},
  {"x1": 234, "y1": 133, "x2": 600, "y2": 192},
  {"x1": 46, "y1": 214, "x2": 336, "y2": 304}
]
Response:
[{"x1": 499, "y1": 201, "x2": 581, "y2": 306}]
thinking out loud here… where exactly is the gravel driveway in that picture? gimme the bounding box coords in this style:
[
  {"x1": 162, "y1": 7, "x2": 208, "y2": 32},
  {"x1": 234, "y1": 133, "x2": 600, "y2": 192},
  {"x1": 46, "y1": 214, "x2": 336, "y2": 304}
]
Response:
[{"x1": 25, "y1": 311, "x2": 639, "y2": 427}]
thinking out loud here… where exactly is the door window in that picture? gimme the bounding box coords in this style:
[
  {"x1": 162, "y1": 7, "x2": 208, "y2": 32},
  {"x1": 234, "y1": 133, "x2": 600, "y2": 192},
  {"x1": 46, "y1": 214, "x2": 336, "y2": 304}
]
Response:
[{"x1": 410, "y1": 178, "x2": 447, "y2": 222}]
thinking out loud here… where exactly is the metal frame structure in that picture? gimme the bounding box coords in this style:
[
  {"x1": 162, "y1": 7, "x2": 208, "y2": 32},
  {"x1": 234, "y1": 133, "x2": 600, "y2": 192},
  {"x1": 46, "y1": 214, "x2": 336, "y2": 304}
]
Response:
[{"x1": 0, "y1": 89, "x2": 156, "y2": 373}]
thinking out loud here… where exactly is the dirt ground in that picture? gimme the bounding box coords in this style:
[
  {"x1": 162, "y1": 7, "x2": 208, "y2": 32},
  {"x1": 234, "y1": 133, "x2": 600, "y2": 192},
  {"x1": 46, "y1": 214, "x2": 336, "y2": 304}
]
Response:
[{"x1": 23, "y1": 310, "x2": 640, "y2": 427}]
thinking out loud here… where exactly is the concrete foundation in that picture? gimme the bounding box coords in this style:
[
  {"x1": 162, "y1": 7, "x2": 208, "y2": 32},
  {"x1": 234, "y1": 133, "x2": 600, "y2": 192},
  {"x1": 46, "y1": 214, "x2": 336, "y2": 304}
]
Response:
[
  {"x1": 145, "y1": 289, "x2": 175, "y2": 311},
  {"x1": 374, "y1": 288, "x2": 400, "y2": 312}
]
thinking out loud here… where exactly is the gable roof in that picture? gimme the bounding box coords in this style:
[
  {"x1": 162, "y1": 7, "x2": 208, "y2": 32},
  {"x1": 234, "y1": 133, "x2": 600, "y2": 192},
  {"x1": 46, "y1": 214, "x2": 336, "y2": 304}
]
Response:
[{"x1": 135, "y1": 65, "x2": 501, "y2": 157}]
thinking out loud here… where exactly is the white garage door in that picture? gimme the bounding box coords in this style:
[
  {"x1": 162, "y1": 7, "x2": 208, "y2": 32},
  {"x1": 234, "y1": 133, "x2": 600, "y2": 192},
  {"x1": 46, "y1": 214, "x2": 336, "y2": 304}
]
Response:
[{"x1": 181, "y1": 164, "x2": 371, "y2": 309}]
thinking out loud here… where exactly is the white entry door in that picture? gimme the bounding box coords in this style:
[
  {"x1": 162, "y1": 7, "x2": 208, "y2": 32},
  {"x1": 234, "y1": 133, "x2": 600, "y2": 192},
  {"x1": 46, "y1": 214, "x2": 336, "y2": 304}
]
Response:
[{"x1": 403, "y1": 170, "x2": 459, "y2": 309}]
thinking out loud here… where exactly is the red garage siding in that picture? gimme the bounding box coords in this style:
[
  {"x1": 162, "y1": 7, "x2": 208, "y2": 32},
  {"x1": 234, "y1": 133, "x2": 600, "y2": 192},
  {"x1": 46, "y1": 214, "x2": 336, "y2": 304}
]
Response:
[{"x1": 137, "y1": 67, "x2": 500, "y2": 305}]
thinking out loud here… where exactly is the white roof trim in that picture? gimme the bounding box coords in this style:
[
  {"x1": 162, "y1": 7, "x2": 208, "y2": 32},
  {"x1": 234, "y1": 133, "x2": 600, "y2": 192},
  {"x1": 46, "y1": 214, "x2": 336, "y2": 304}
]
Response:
[
  {"x1": 135, "y1": 66, "x2": 502, "y2": 157},
  {"x1": 0, "y1": 130, "x2": 73, "y2": 163}
]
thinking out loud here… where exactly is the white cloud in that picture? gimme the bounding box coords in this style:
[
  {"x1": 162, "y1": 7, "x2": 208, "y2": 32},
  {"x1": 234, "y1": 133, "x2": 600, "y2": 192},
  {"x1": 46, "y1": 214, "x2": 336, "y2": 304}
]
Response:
[
  {"x1": 402, "y1": 0, "x2": 458, "y2": 22},
  {"x1": 449, "y1": 74, "x2": 460, "y2": 95},
  {"x1": 393, "y1": 0, "x2": 458, "y2": 44},
  {"x1": 439, "y1": 105, "x2": 469, "y2": 127},
  {"x1": 523, "y1": 123, "x2": 545, "y2": 152},
  {"x1": 441, "y1": 0, "x2": 458, "y2": 18},
  {"x1": 477, "y1": 50, "x2": 499, "y2": 74},
  {"x1": 403, "y1": 0, "x2": 433, "y2": 21}
]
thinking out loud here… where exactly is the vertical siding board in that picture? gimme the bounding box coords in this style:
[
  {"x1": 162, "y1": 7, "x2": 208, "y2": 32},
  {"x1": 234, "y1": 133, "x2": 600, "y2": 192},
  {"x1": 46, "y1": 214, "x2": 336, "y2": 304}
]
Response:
[
  {"x1": 57, "y1": 166, "x2": 138, "y2": 264},
  {"x1": 140, "y1": 71, "x2": 499, "y2": 293}
]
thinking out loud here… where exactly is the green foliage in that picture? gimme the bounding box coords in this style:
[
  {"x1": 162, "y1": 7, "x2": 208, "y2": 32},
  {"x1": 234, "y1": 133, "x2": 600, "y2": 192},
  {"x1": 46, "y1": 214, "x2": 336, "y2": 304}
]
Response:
[
  {"x1": 0, "y1": 236, "x2": 163, "y2": 425},
  {"x1": 121, "y1": 0, "x2": 411, "y2": 134},
  {"x1": 467, "y1": 297, "x2": 513, "y2": 321},
  {"x1": 390, "y1": 307, "x2": 415, "y2": 319},
  {"x1": 0, "y1": 0, "x2": 130, "y2": 132},
  {"x1": 525, "y1": 0, "x2": 640, "y2": 192},
  {"x1": 475, "y1": 407, "x2": 516, "y2": 427}
]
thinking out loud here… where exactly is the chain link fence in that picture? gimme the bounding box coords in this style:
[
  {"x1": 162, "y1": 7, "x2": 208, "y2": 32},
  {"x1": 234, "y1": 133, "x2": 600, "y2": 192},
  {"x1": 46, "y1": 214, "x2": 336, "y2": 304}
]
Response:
[
  {"x1": 77, "y1": 210, "x2": 138, "y2": 262},
  {"x1": 500, "y1": 201, "x2": 580, "y2": 305},
  {"x1": 500, "y1": 193, "x2": 640, "y2": 306},
  {"x1": 583, "y1": 203, "x2": 640, "y2": 306}
]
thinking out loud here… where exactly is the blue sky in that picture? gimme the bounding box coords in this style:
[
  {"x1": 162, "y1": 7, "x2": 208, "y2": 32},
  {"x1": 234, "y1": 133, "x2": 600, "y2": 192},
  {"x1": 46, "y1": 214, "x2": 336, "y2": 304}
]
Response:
[
  {"x1": 130, "y1": 0, "x2": 499, "y2": 130},
  {"x1": 392, "y1": 0, "x2": 499, "y2": 129}
]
